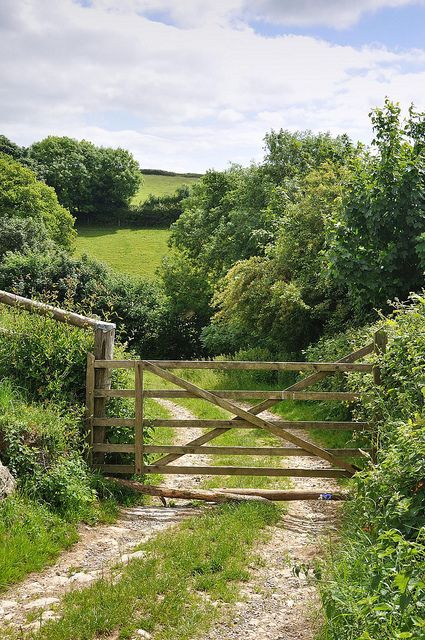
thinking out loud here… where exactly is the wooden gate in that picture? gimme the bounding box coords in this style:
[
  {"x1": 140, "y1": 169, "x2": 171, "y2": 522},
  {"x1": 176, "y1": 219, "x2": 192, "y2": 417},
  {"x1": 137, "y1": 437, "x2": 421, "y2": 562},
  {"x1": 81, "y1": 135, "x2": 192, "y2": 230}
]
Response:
[{"x1": 86, "y1": 333, "x2": 385, "y2": 480}]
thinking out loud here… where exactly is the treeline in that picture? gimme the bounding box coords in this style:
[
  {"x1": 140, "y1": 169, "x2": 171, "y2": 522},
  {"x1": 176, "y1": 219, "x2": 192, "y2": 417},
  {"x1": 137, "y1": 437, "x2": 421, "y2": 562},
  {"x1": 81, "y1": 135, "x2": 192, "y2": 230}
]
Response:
[
  {"x1": 1, "y1": 99, "x2": 424, "y2": 362},
  {"x1": 0, "y1": 134, "x2": 192, "y2": 227},
  {"x1": 162, "y1": 99, "x2": 425, "y2": 360},
  {"x1": 141, "y1": 169, "x2": 202, "y2": 178}
]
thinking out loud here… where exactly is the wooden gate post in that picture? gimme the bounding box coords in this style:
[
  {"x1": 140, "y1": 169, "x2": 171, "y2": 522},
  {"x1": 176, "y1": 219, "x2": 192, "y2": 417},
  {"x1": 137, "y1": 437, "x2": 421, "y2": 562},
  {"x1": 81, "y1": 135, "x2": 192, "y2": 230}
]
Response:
[
  {"x1": 134, "y1": 361, "x2": 144, "y2": 475},
  {"x1": 93, "y1": 322, "x2": 116, "y2": 461},
  {"x1": 372, "y1": 328, "x2": 387, "y2": 463},
  {"x1": 373, "y1": 329, "x2": 388, "y2": 386}
]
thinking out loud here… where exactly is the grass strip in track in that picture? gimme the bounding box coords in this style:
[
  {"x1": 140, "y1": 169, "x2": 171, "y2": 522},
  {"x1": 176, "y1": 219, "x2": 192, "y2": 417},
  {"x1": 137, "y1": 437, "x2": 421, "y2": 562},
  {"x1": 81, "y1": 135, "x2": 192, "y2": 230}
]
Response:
[{"x1": 21, "y1": 502, "x2": 280, "y2": 640}]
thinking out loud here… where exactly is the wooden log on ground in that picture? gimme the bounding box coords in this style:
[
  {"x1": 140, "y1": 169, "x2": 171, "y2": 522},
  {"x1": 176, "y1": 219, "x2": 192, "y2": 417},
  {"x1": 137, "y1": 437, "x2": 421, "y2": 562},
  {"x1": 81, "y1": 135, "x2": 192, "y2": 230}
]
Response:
[
  {"x1": 107, "y1": 478, "x2": 269, "y2": 503},
  {"x1": 219, "y1": 488, "x2": 348, "y2": 501}
]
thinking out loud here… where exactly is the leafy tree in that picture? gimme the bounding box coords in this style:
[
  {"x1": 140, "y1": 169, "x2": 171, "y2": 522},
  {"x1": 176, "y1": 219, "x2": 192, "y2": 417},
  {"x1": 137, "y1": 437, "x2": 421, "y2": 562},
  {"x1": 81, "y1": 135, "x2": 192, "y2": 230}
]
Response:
[
  {"x1": 0, "y1": 135, "x2": 25, "y2": 161},
  {"x1": 91, "y1": 146, "x2": 142, "y2": 215},
  {"x1": 0, "y1": 217, "x2": 51, "y2": 261},
  {"x1": 0, "y1": 154, "x2": 76, "y2": 250},
  {"x1": 204, "y1": 162, "x2": 353, "y2": 356},
  {"x1": 263, "y1": 129, "x2": 355, "y2": 182},
  {"x1": 327, "y1": 100, "x2": 425, "y2": 317},
  {"x1": 170, "y1": 166, "x2": 273, "y2": 279},
  {"x1": 29, "y1": 137, "x2": 95, "y2": 216},
  {"x1": 28, "y1": 136, "x2": 142, "y2": 220}
]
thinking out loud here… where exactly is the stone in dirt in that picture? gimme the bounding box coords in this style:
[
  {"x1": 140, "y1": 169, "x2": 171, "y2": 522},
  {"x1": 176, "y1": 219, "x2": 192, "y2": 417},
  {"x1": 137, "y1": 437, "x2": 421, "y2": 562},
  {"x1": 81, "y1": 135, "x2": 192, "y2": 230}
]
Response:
[
  {"x1": 134, "y1": 630, "x2": 152, "y2": 639},
  {"x1": 120, "y1": 550, "x2": 146, "y2": 564},
  {"x1": 0, "y1": 460, "x2": 15, "y2": 499},
  {"x1": 68, "y1": 572, "x2": 96, "y2": 584},
  {"x1": 24, "y1": 597, "x2": 60, "y2": 610}
]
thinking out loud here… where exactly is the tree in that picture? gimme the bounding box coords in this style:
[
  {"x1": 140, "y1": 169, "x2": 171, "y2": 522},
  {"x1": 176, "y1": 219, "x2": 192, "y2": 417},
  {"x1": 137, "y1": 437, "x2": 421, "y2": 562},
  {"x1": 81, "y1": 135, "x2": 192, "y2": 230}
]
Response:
[
  {"x1": 91, "y1": 146, "x2": 142, "y2": 214},
  {"x1": 263, "y1": 129, "x2": 355, "y2": 182},
  {"x1": 327, "y1": 100, "x2": 425, "y2": 317},
  {"x1": 0, "y1": 135, "x2": 25, "y2": 161},
  {"x1": 28, "y1": 136, "x2": 142, "y2": 220},
  {"x1": 0, "y1": 154, "x2": 76, "y2": 251},
  {"x1": 204, "y1": 162, "x2": 353, "y2": 356}
]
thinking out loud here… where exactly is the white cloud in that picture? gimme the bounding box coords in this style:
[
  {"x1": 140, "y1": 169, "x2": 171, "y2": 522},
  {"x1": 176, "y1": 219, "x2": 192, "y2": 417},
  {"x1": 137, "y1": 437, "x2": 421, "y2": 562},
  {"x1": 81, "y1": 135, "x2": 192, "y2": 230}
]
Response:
[
  {"x1": 0, "y1": 0, "x2": 425, "y2": 171},
  {"x1": 88, "y1": 0, "x2": 423, "y2": 29},
  {"x1": 241, "y1": 0, "x2": 423, "y2": 29}
]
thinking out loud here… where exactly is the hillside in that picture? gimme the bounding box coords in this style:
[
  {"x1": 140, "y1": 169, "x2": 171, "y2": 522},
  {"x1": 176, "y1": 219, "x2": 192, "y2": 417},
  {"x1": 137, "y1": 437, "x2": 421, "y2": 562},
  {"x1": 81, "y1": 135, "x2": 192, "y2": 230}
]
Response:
[
  {"x1": 132, "y1": 172, "x2": 199, "y2": 205},
  {"x1": 75, "y1": 226, "x2": 170, "y2": 279}
]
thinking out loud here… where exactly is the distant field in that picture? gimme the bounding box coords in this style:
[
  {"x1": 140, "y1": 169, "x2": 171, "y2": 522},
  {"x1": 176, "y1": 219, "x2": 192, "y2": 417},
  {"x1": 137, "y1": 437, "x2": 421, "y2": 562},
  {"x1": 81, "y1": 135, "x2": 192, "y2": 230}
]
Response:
[
  {"x1": 75, "y1": 226, "x2": 170, "y2": 279},
  {"x1": 132, "y1": 173, "x2": 199, "y2": 204}
]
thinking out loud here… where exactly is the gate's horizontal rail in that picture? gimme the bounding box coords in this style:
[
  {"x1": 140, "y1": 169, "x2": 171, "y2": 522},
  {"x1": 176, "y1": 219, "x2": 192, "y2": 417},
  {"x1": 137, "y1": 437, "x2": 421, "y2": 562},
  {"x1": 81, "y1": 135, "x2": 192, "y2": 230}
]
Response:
[
  {"x1": 145, "y1": 419, "x2": 371, "y2": 430},
  {"x1": 94, "y1": 389, "x2": 359, "y2": 401},
  {"x1": 91, "y1": 443, "x2": 369, "y2": 456},
  {"x1": 145, "y1": 445, "x2": 369, "y2": 457},
  {"x1": 145, "y1": 465, "x2": 352, "y2": 478},
  {"x1": 92, "y1": 464, "x2": 351, "y2": 478},
  {"x1": 93, "y1": 418, "x2": 135, "y2": 427},
  {"x1": 91, "y1": 417, "x2": 371, "y2": 430},
  {"x1": 93, "y1": 359, "x2": 373, "y2": 373}
]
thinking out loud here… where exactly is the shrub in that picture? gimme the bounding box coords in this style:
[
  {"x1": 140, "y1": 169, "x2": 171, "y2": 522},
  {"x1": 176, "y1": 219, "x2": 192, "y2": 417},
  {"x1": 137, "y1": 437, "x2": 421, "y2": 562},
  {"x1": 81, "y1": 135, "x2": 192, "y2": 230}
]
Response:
[
  {"x1": 0, "y1": 380, "x2": 95, "y2": 520},
  {"x1": 0, "y1": 306, "x2": 92, "y2": 404},
  {"x1": 317, "y1": 293, "x2": 425, "y2": 640},
  {"x1": 0, "y1": 216, "x2": 52, "y2": 260},
  {"x1": 0, "y1": 153, "x2": 76, "y2": 250}
]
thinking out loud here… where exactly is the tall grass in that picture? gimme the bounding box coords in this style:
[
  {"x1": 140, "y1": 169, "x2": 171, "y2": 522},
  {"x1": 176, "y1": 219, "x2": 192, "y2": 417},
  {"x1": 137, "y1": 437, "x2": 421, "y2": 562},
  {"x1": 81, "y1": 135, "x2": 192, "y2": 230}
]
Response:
[{"x1": 0, "y1": 495, "x2": 77, "y2": 592}]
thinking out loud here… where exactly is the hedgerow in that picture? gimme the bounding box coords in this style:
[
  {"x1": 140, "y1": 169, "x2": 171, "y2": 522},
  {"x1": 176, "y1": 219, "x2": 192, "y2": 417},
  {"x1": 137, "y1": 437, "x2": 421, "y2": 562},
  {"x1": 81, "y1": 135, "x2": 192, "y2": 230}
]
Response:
[{"x1": 316, "y1": 294, "x2": 425, "y2": 640}]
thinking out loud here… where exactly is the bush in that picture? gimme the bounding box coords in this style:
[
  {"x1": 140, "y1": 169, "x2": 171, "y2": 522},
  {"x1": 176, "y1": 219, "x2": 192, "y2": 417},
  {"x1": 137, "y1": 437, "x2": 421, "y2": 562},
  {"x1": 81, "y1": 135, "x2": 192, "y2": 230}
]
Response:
[
  {"x1": 0, "y1": 380, "x2": 95, "y2": 520},
  {"x1": 0, "y1": 249, "x2": 193, "y2": 360},
  {"x1": 0, "y1": 153, "x2": 76, "y2": 250},
  {"x1": 0, "y1": 216, "x2": 52, "y2": 260},
  {"x1": 0, "y1": 306, "x2": 92, "y2": 404},
  {"x1": 317, "y1": 294, "x2": 425, "y2": 640}
]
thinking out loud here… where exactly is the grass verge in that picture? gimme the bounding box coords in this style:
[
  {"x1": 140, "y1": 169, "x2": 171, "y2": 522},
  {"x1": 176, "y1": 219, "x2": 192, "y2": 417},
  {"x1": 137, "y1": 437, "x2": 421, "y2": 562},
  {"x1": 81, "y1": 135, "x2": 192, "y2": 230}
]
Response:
[
  {"x1": 18, "y1": 502, "x2": 279, "y2": 640},
  {"x1": 0, "y1": 495, "x2": 78, "y2": 592}
]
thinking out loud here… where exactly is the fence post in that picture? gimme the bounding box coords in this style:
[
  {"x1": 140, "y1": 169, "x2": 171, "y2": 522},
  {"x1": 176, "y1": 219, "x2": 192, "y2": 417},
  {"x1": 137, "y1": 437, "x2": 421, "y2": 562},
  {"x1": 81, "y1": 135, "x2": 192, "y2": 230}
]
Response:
[
  {"x1": 85, "y1": 353, "x2": 95, "y2": 464},
  {"x1": 134, "y1": 361, "x2": 144, "y2": 475},
  {"x1": 93, "y1": 323, "x2": 115, "y2": 462},
  {"x1": 373, "y1": 329, "x2": 388, "y2": 386},
  {"x1": 372, "y1": 328, "x2": 387, "y2": 463}
]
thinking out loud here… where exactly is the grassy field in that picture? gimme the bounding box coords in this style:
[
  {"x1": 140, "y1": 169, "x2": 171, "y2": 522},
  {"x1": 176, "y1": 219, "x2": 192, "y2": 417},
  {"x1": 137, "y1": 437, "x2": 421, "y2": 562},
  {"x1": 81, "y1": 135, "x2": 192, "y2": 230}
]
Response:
[
  {"x1": 132, "y1": 173, "x2": 199, "y2": 205},
  {"x1": 75, "y1": 226, "x2": 170, "y2": 279}
]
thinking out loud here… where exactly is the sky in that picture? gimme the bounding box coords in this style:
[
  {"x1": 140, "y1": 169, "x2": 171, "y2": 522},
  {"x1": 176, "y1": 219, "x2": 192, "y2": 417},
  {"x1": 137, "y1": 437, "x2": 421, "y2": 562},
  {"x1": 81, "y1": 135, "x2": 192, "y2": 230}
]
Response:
[{"x1": 1, "y1": 0, "x2": 425, "y2": 172}]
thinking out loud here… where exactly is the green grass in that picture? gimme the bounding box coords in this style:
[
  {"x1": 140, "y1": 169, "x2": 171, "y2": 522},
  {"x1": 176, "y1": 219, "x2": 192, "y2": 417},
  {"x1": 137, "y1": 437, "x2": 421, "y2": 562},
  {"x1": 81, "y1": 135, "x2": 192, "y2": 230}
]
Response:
[
  {"x1": 75, "y1": 226, "x2": 170, "y2": 279},
  {"x1": 0, "y1": 495, "x2": 78, "y2": 592},
  {"x1": 132, "y1": 174, "x2": 199, "y2": 205},
  {"x1": 144, "y1": 368, "x2": 293, "y2": 491},
  {"x1": 18, "y1": 502, "x2": 279, "y2": 640}
]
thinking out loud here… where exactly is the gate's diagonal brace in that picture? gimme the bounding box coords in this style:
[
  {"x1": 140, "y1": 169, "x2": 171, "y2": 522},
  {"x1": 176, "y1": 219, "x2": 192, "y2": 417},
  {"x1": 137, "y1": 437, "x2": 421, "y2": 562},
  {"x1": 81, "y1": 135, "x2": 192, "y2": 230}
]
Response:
[
  {"x1": 151, "y1": 342, "x2": 373, "y2": 469},
  {"x1": 143, "y1": 361, "x2": 357, "y2": 475}
]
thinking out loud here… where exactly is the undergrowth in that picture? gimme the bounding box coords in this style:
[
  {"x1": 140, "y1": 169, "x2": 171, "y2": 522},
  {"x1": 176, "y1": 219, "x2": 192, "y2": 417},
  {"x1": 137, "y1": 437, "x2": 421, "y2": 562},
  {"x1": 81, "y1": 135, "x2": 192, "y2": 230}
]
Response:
[{"x1": 315, "y1": 295, "x2": 425, "y2": 640}]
